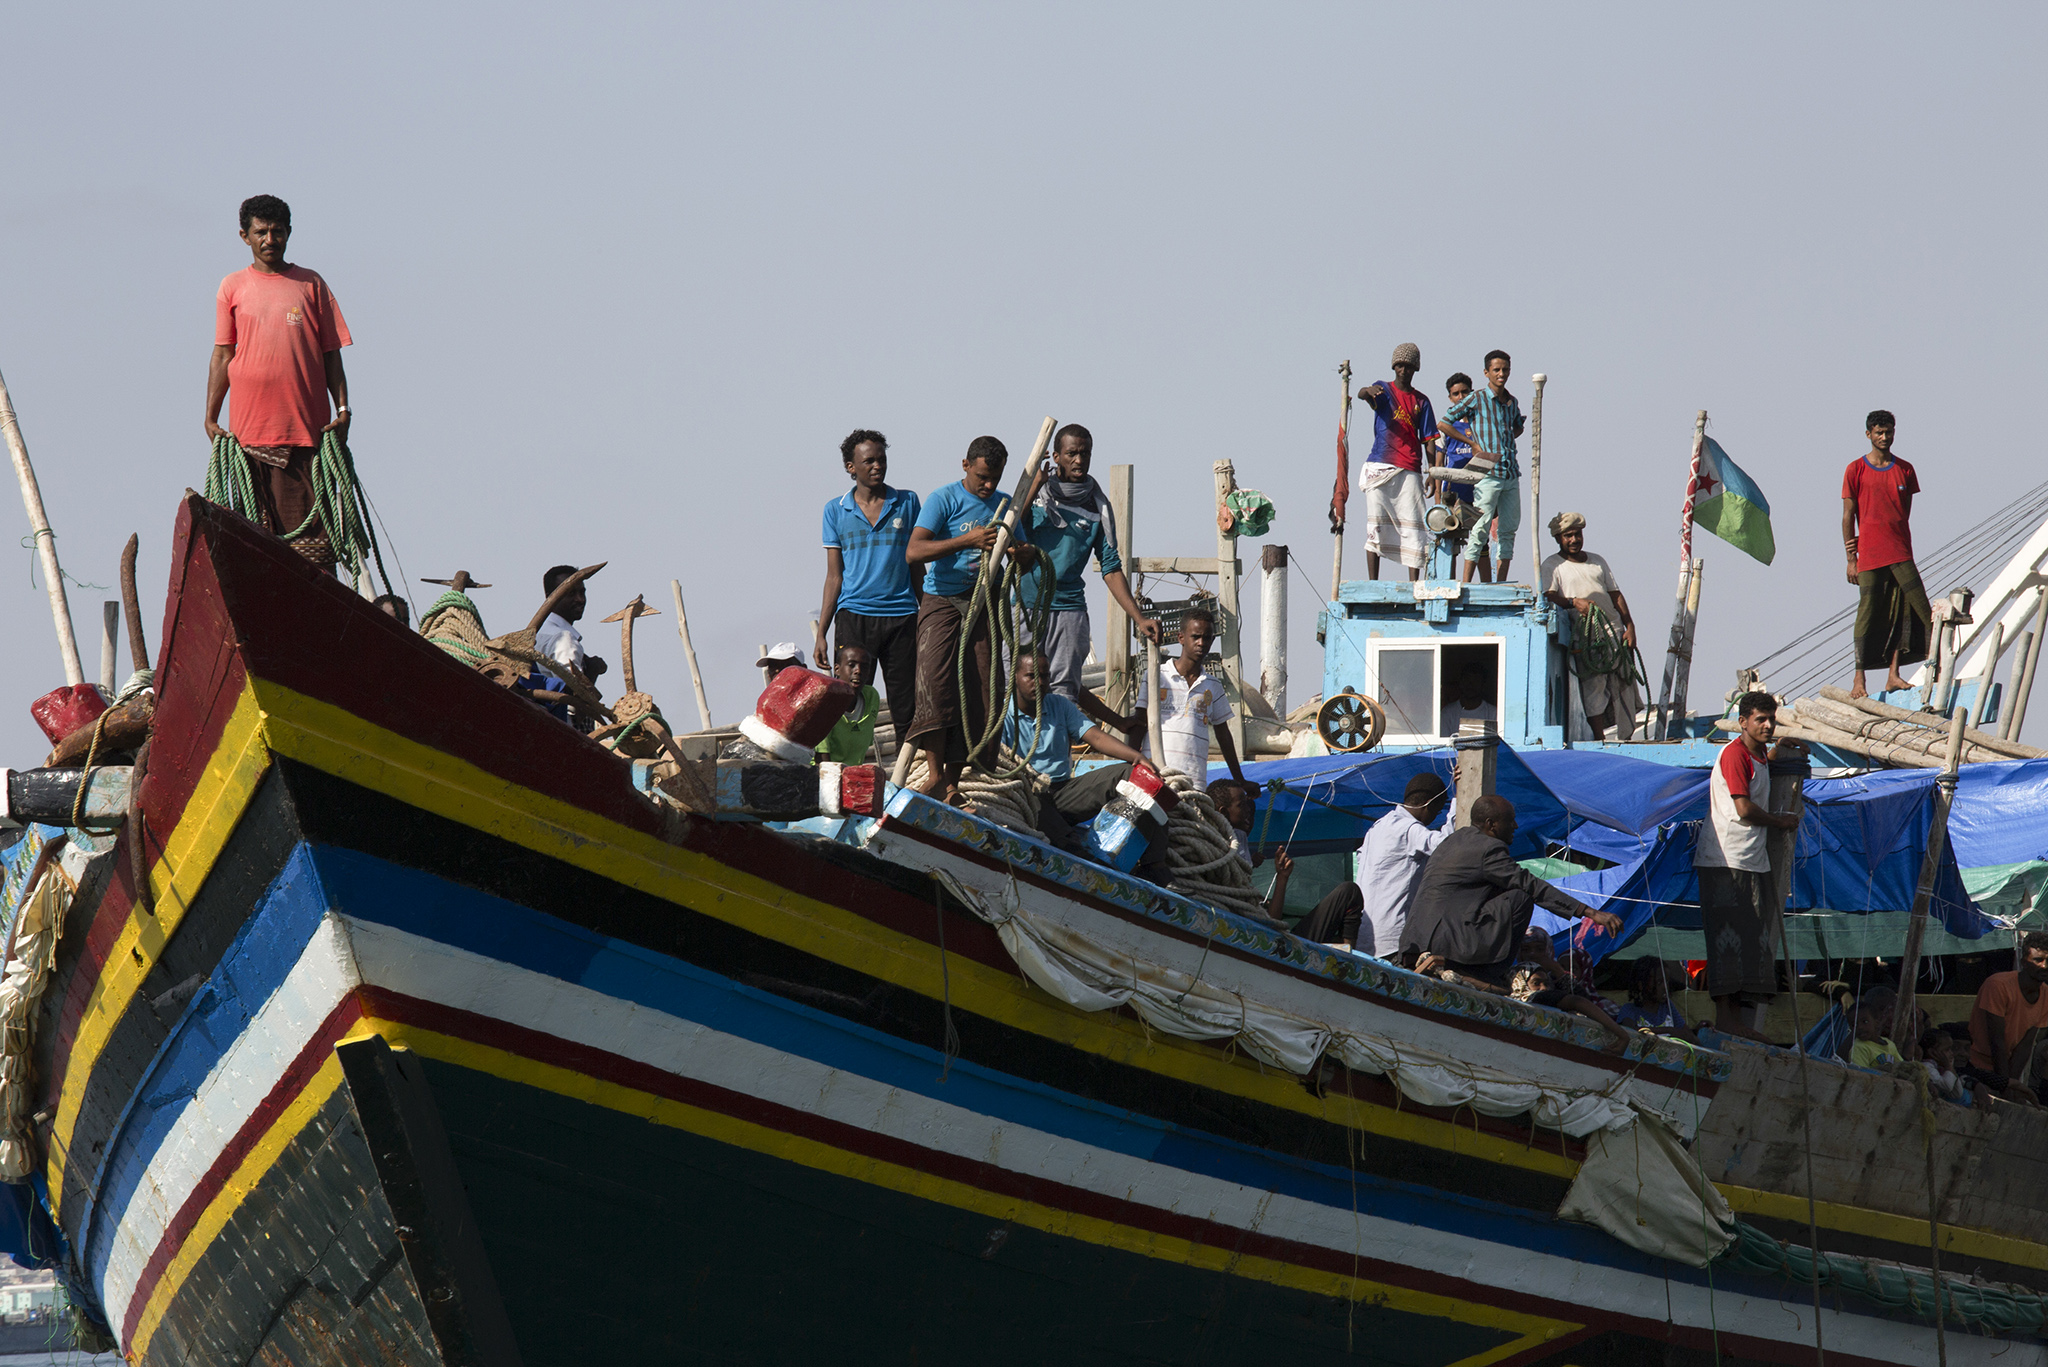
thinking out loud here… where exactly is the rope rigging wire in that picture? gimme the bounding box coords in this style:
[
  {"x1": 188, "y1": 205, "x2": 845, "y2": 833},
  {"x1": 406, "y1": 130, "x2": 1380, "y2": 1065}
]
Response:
[{"x1": 205, "y1": 430, "x2": 396, "y2": 597}]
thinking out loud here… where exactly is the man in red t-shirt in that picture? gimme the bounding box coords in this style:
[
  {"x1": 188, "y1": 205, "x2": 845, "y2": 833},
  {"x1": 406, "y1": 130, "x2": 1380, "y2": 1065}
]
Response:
[
  {"x1": 1840, "y1": 409, "x2": 1927, "y2": 698},
  {"x1": 203, "y1": 194, "x2": 353, "y2": 567}
]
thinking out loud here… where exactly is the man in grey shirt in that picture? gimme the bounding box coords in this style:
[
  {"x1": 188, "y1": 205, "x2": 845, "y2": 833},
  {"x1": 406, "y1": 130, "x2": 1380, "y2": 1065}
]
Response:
[{"x1": 1402, "y1": 795, "x2": 1622, "y2": 985}]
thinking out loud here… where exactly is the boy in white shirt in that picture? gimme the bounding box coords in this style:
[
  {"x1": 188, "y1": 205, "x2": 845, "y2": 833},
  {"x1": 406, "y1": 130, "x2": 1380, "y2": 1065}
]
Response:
[{"x1": 1130, "y1": 608, "x2": 1247, "y2": 788}]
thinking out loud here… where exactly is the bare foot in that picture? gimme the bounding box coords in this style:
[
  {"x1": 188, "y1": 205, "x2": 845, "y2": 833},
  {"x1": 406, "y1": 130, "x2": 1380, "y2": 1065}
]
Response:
[
  {"x1": 1884, "y1": 673, "x2": 1911, "y2": 693},
  {"x1": 1849, "y1": 676, "x2": 1869, "y2": 699}
]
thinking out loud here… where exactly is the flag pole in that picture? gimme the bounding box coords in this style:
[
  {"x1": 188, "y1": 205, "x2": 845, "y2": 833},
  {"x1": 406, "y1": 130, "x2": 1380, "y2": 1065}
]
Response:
[
  {"x1": 1529, "y1": 373, "x2": 1547, "y2": 551},
  {"x1": 1653, "y1": 410, "x2": 1709, "y2": 738},
  {"x1": 1329, "y1": 360, "x2": 1352, "y2": 600}
]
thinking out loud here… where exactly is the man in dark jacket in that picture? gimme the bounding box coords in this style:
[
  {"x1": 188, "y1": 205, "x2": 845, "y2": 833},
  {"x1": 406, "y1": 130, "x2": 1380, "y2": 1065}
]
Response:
[{"x1": 1402, "y1": 795, "x2": 1622, "y2": 985}]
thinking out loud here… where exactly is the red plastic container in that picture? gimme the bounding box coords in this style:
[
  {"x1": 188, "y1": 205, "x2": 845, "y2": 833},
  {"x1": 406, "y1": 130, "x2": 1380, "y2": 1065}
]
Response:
[
  {"x1": 754, "y1": 668, "x2": 858, "y2": 749},
  {"x1": 31, "y1": 684, "x2": 107, "y2": 746}
]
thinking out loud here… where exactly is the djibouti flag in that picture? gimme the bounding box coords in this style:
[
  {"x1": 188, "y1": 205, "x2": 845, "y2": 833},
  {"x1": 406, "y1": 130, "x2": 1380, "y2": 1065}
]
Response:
[{"x1": 1689, "y1": 436, "x2": 1775, "y2": 564}]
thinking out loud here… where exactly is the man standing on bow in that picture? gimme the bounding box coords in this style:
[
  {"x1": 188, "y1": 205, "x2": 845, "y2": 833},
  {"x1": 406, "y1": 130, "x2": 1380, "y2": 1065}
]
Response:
[
  {"x1": 1021, "y1": 423, "x2": 1160, "y2": 703},
  {"x1": 1540, "y1": 512, "x2": 1642, "y2": 740},
  {"x1": 1357, "y1": 343, "x2": 1438, "y2": 582},
  {"x1": 1842, "y1": 410, "x2": 1928, "y2": 699},
  {"x1": 204, "y1": 194, "x2": 353, "y2": 568}
]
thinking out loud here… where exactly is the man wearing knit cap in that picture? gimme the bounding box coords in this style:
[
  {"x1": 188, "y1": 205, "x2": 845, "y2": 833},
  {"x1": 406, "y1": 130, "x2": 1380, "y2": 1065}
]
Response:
[
  {"x1": 1355, "y1": 343, "x2": 1438, "y2": 581},
  {"x1": 1540, "y1": 512, "x2": 1642, "y2": 740}
]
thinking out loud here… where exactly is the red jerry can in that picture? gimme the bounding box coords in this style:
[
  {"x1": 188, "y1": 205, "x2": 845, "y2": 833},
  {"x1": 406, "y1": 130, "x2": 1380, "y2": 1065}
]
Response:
[{"x1": 31, "y1": 684, "x2": 107, "y2": 747}]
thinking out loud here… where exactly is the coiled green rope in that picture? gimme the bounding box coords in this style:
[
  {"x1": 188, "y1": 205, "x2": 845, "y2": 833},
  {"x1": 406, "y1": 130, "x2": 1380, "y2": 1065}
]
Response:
[
  {"x1": 1568, "y1": 602, "x2": 1648, "y2": 687},
  {"x1": 954, "y1": 529, "x2": 1056, "y2": 779},
  {"x1": 206, "y1": 431, "x2": 394, "y2": 596}
]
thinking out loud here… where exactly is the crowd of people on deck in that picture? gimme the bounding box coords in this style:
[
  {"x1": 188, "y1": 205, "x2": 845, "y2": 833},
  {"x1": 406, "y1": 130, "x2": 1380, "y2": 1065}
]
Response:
[{"x1": 213, "y1": 193, "x2": 2036, "y2": 1089}]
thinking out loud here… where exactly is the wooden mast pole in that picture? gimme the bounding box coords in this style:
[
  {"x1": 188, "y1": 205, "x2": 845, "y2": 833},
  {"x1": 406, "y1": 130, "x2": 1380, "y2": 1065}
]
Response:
[
  {"x1": 0, "y1": 367, "x2": 84, "y2": 686},
  {"x1": 1892, "y1": 706, "x2": 1969, "y2": 1048},
  {"x1": 668, "y1": 579, "x2": 715, "y2": 732},
  {"x1": 1331, "y1": 360, "x2": 1352, "y2": 600},
  {"x1": 1529, "y1": 373, "x2": 1547, "y2": 551}
]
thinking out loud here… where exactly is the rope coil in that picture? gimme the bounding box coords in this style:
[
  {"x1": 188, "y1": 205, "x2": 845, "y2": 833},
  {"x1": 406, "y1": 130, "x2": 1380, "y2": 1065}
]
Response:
[{"x1": 206, "y1": 431, "x2": 394, "y2": 596}]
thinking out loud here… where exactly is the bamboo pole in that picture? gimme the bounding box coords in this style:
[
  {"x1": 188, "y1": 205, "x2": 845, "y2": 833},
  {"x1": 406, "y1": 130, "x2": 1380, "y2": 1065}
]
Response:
[
  {"x1": 1331, "y1": 360, "x2": 1351, "y2": 601},
  {"x1": 1818, "y1": 685, "x2": 2042, "y2": 759},
  {"x1": 1528, "y1": 373, "x2": 1547, "y2": 553},
  {"x1": 1893, "y1": 708, "x2": 1969, "y2": 1047},
  {"x1": 1145, "y1": 635, "x2": 1167, "y2": 771},
  {"x1": 1795, "y1": 697, "x2": 2011, "y2": 765},
  {"x1": 668, "y1": 580, "x2": 714, "y2": 732},
  {"x1": 1104, "y1": 465, "x2": 1135, "y2": 713},
  {"x1": 2008, "y1": 590, "x2": 2048, "y2": 743},
  {"x1": 0, "y1": 367, "x2": 84, "y2": 685}
]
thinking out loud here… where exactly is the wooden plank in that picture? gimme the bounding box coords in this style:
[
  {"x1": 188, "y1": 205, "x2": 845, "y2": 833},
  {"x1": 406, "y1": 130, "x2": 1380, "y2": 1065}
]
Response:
[
  {"x1": 1131, "y1": 556, "x2": 1226, "y2": 575},
  {"x1": 1104, "y1": 466, "x2": 1134, "y2": 712},
  {"x1": 1213, "y1": 462, "x2": 1245, "y2": 755}
]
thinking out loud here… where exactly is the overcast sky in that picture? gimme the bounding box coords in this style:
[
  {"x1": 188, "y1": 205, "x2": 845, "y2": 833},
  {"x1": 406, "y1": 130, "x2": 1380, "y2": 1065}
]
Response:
[{"x1": 3, "y1": 3, "x2": 2044, "y2": 761}]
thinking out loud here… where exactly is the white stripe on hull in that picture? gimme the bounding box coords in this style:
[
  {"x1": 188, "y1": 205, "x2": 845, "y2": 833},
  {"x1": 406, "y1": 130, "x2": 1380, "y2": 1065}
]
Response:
[{"x1": 94, "y1": 910, "x2": 2036, "y2": 1367}]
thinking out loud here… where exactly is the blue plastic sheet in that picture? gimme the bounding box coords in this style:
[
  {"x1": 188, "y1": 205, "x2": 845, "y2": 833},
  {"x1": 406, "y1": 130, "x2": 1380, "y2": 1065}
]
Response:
[{"x1": 1237, "y1": 740, "x2": 2002, "y2": 964}]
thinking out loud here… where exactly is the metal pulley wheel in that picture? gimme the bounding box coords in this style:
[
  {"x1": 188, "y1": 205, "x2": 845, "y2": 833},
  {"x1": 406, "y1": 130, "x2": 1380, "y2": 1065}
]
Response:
[{"x1": 1316, "y1": 688, "x2": 1385, "y2": 753}]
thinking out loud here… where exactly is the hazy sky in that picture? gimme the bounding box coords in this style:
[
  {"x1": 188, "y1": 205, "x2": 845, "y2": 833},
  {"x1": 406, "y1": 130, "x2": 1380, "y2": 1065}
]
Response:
[{"x1": 4, "y1": 4, "x2": 2045, "y2": 761}]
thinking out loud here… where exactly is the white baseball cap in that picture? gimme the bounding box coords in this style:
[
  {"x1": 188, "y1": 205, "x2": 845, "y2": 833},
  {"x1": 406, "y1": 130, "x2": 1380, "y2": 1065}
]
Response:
[{"x1": 756, "y1": 643, "x2": 806, "y2": 669}]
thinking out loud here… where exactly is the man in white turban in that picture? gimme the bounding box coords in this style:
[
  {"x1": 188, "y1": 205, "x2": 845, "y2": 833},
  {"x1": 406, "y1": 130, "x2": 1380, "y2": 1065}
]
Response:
[{"x1": 1540, "y1": 512, "x2": 1642, "y2": 740}]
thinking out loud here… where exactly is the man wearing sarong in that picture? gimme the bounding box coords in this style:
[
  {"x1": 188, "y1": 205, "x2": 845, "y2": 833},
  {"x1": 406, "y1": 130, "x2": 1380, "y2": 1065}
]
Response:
[
  {"x1": 1695, "y1": 692, "x2": 1803, "y2": 1042},
  {"x1": 205, "y1": 194, "x2": 352, "y2": 568},
  {"x1": 1356, "y1": 343, "x2": 1437, "y2": 581},
  {"x1": 906, "y1": 436, "x2": 1032, "y2": 799},
  {"x1": 1019, "y1": 423, "x2": 1160, "y2": 702},
  {"x1": 1842, "y1": 409, "x2": 1927, "y2": 698},
  {"x1": 1442, "y1": 350, "x2": 1526, "y2": 584},
  {"x1": 1539, "y1": 512, "x2": 1641, "y2": 739}
]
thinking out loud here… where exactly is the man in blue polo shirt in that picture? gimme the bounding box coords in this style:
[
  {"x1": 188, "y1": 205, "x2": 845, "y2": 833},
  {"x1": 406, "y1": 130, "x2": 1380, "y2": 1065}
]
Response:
[
  {"x1": 1021, "y1": 423, "x2": 1160, "y2": 703},
  {"x1": 816, "y1": 429, "x2": 921, "y2": 731},
  {"x1": 907, "y1": 435, "x2": 1031, "y2": 797},
  {"x1": 1002, "y1": 652, "x2": 1154, "y2": 855}
]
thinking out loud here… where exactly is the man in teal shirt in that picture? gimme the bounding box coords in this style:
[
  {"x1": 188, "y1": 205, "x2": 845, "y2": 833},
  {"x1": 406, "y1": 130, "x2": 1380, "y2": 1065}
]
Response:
[
  {"x1": 1023, "y1": 424, "x2": 1160, "y2": 702},
  {"x1": 1002, "y1": 653, "x2": 1155, "y2": 856}
]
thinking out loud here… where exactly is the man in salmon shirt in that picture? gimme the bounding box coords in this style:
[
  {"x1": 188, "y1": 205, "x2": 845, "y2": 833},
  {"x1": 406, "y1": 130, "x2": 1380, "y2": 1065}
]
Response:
[
  {"x1": 203, "y1": 194, "x2": 353, "y2": 568},
  {"x1": 1841, "y1": 409, "x2": 1927, "y2": 698}
]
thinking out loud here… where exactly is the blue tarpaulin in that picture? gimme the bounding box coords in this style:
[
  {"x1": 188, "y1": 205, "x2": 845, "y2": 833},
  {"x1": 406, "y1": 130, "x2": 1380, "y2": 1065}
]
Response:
[{"x1": 1237, "y1": 740, "x2": 2007, "y2": 963}]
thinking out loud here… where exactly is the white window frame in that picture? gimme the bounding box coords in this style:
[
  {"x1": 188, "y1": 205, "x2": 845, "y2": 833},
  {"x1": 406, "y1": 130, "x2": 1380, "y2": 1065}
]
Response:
[{"x1": 1365, "y1": 640, "x2": 1443, "y2": 745}]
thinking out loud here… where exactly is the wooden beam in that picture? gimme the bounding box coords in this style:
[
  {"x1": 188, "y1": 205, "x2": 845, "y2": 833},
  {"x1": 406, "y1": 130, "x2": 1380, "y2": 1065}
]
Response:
[
  {"x1": 1213, "y1": 461, "x2": 1245, "y2": 754},
  {"x1": 1130, "y1": 556, "x2": 1231, "y2": 575},
  {"x1": 1105, "y1": 465, "x2": 1135, "y2": 712}
]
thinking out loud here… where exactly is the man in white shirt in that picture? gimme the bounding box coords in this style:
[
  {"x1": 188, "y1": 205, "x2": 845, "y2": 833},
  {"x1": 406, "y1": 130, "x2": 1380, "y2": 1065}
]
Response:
[
  {"x1": 1539, "y1": 512, "x2": 1641, "y2": 740},
  {"x1": 1356, "y1": 772, "x2": 1451, "y2": 954},
  {"x1": 534, "y1": 564, "x2": 607, "y2": 729},
  {"x1": 1132, "y1": 608, "x2": 1247, "y2": 787},
  {"x1": 1439, "y1": 661, "x2": 1497, "y2": 738}
]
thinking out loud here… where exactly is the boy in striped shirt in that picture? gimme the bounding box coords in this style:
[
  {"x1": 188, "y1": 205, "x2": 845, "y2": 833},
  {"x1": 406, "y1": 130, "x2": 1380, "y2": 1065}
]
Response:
[{"x1": 1442, "y1": 350, "x2": 1525, "y2": 584}]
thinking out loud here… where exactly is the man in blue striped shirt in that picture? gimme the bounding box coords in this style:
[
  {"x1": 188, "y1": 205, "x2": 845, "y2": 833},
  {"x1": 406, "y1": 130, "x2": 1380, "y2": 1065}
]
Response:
[{"x1": 1442, "y1": 350, "x2": 1526, "y2": 583}]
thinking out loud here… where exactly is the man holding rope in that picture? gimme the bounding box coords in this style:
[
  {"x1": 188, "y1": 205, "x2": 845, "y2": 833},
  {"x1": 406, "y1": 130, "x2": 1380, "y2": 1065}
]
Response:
[
  {"x1": 1539, "y1": 512, "x2": 1641, "y2": 740},
  {"x1": 204, "y1": 194, "x2": 352, "y2": 567},
  {"x1": 906, "y1": 436, "x2": 1034, "y2": 799}
]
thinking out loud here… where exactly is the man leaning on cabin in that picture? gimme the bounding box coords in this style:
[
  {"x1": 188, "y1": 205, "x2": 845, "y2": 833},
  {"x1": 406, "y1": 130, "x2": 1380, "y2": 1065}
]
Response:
[
  {"x1": 1695, "y1": 692, "x2": 1803, "y2": 1042},
  {"x1": 204, "y1": 194, "x2": 353, "y2": 568},
  {"x1": 1842, "y1": 409, "x2": 1928, "y2": 699}
]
